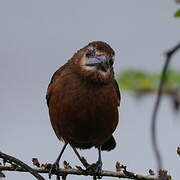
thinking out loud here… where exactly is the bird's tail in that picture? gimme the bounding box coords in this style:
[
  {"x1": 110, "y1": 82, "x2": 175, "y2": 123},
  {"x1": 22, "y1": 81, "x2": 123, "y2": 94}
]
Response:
[{"x1": 101, "y1": 136, "x2": 116, "y2": 151}]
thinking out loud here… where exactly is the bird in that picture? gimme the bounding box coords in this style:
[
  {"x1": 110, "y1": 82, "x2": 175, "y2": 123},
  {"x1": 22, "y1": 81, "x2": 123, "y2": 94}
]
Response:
[{"x1": 46, "y1": 41, "x2": 120, "y2": 179}]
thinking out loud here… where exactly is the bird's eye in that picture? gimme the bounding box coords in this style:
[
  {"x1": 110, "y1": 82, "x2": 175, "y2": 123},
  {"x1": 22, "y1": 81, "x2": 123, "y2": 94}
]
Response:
[
  {"x1": 86, "y1": 49, "x2": 96, "y2": 57},
  {"x1": 109, "y1": 59, "x2": 114, "y2": 67}
]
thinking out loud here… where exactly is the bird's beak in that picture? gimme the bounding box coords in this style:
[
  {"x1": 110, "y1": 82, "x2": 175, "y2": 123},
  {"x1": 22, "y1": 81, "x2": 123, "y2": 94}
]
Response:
[{"x1": 86, "y1": 55, "x2": 110, "y2": 72}]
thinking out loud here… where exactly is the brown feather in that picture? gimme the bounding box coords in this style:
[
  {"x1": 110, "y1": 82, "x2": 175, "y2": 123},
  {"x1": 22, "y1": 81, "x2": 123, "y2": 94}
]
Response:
[{"x1": 46, "y1": 41, "x2": 120, "y2": 151}]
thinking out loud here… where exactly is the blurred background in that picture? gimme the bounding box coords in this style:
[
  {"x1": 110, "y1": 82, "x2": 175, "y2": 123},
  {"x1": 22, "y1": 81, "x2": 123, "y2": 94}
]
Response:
[{"x1": 0, "y1": 0, "x2": 180, "y2": 179}]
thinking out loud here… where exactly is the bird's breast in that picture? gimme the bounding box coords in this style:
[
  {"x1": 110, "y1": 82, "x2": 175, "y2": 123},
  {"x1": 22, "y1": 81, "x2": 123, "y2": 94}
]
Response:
[{"x1": 50, "y1": 74, "x2": 119, "y2": 145}]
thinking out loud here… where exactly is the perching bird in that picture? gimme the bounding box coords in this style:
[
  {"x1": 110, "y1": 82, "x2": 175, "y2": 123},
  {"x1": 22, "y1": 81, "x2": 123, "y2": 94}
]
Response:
[{"x1": 46, "y1": 41, "x2": 120, "y2": 179}]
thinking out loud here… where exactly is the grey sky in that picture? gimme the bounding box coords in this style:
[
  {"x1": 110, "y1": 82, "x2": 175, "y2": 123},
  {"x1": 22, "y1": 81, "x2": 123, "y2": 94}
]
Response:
[{"x1": 0, "y1": 0, "x2": 180, "y2": 180}]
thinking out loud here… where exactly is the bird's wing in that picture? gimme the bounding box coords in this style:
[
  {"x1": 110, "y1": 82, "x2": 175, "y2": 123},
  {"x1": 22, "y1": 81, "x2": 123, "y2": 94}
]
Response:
[
  {"x1": 46, "y1": 63, "x2": 69, "y2": 107},
  {"x1": 113, "y1": 79, "x2": 121, "y2": 106}
]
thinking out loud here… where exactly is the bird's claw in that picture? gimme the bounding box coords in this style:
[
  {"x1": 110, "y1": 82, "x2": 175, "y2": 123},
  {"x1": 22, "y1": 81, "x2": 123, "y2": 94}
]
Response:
[
  {"x1": 49, "y1": 162, "x2": 67, "y2": 180},
  {"x1": 86, "y1": 160, "x2": 102, "y2": 179},
  {"x1": 49, "y1": 162, "x2": 60, "y2": 179}
]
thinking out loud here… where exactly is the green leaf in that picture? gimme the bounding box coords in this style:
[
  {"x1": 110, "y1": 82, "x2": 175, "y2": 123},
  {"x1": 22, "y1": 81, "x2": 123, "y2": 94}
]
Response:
[
  {"x1": 117, "y1": 69, "x2": 180, "y2": 93},
  {"x1": 174, "y1": 9, "x2": 180, "y2": 17}
]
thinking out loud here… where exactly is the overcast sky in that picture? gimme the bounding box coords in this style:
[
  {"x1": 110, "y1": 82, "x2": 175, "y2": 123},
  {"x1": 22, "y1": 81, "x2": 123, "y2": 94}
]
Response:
[{"x1": 0, "y1": 0, "x2": 180, "y2": 180}]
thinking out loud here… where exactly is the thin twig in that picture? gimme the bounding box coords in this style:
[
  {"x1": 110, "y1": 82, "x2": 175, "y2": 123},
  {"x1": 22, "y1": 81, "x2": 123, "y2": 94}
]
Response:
[
  {"x1": 151, "y1": 42, "x2": 180, "y2": 172},
  {"x1": 0, "y1": 151, "x2": 45, "y2": 180},
  {"x1": 0, "y1": 165, "x2": 159, "y2": 180}
]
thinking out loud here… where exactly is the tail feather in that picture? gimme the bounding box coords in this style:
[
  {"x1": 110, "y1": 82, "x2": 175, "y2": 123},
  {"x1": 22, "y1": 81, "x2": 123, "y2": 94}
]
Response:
[{"x1": 101, "y1": 136, "x2": 116, "y2": 151}]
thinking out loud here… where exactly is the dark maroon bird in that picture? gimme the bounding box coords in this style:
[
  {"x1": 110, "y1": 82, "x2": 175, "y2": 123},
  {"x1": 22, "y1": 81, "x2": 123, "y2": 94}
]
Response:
[{"x1": 46, "y1": 41, "x2": 120, "y2": 179}]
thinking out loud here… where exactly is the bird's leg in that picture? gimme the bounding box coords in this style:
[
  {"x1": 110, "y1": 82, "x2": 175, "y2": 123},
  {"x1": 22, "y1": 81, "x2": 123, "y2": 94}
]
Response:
[
  {"x1": 49, "y1": 143, "x2": 68, "y2": 180},
  {"x1": 86, "y1": 145, "x2": 102, "y2": 180},
  {"x1": 96, "y1": 145, "x2": 103, "y2": 173},
  {"x1": 93, "y1": 145, "x2": 103, "y2": 179},
  {"x1": 72, "y1": 146, "x2": 90, "y2": 168},
  {"x1": 72, "y1": 145, "x2": 102, "y2": 179}
]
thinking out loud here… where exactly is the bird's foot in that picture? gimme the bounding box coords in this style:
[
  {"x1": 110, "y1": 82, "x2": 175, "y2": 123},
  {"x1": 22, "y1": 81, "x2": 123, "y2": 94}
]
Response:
[
  {"x1": 49, "y1": 161, "x2": 59, "y2": 179},
  {"x1": 80, "y1": 156, "x2": 91, "y2": 168},
  {"x1": 49, "y1": 162, "x2": 67, "y2": 180},
  {"x1": 86, "y1": 160, "x2": 102, "y2": 179}
]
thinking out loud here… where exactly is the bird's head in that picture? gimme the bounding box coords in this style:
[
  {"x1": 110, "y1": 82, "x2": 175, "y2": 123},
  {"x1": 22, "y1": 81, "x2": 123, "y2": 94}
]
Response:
[{"x1": 70, "y1": 41, "x2": 115, "y2": 84}]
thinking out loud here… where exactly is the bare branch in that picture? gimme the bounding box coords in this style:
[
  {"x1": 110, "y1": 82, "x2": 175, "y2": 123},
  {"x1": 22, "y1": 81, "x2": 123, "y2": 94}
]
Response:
[
  {"x1": 0, "y1": 164, "x2": 160, "y2": 180},
  {"x1": 0, "y1": 151, "x2": 45, "y2": 180},
  {"x1": 151, "y1": 42, "x2": 180, "y2": 173},
  {"x1": 0, "y1": 151, "x2": 168, "y2": 180}
]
